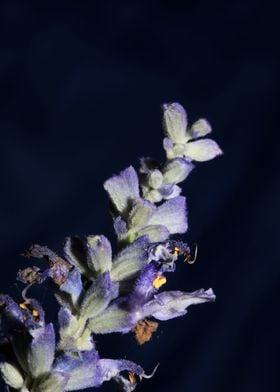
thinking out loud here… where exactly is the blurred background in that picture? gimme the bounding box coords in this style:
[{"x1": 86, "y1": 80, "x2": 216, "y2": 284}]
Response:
[{"x1": 0, "y1": 1, "x2": 279, "y2": 391}]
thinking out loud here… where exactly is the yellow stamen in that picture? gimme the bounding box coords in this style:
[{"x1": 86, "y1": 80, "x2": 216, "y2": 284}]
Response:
[
  {"x1": 152, "y1": 274, "x2": 167, "y2": 289},
  {"x1": 128, "y1": 372, "x2": 136, "y2": 384},
  {"x1": 32, "y1": 309, "x2": 39, "y2": 318},
  {"x1": 172, "y1": 246, "x2": 182, "y2": 257},
  {"x1": 20, "y1": 302, "x2": 39, "y2": 321}
]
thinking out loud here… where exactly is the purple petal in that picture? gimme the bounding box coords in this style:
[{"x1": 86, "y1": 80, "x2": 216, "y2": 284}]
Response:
[
  {"x1": 142, "y1": 288, "x2": 216, "y2": 321},
  {"x1": 59, "y1": 268, "x2": 83, "y2": 306},
  {"x1": 104, "y1": 166, "x2": 140, "y2": 215},
  {"x1": 161, "y1": 184, "x2": 182, "y2": 200},
  {"x1": 184, "y1": 139, "x2": 223, "y2": 162},
  {"x1": 58, "y1": 306, "x2": 72, "y2": 330},
  {"x1": 0, "y1": 295, "x2": 25, "y2": 332},
  {"x1": 114, "y1": 374, "x2": 138, "y2": 392},
  {"x1": 99, "y1": 358, "x2": 144, "y2": 382},
  {"x1": 0, "y1": 295, "x2": 45, "y2": 335},
  {"x1": 149, "y1": 196, "x2": 188, "y2": 234},
  {"x1": 53, "y1": 349, "x2": 102, "y2": 391},
  {"x1": 158, "y1": 183, "x2": 175, "y2": 198},
  {"x1": 113, "y1": 216, "x2": 128, "y2": 239},
  {"x1": 28, "y1": 323, "x2": 56, "y2": 377},
  {"x1": 127, "y1": 262, "x2": 159, "y2": 310},
  {"x1": 25, "y1": 299, "x2": 45, "y2": 327},
  {"x1": 163, "y1": 137, "x2": 174, "y2": 152}
]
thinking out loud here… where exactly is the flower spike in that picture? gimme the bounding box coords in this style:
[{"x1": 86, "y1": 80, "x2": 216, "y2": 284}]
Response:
[{"x1": 0, "y1": 103, "x2": 221, "y2": 392}]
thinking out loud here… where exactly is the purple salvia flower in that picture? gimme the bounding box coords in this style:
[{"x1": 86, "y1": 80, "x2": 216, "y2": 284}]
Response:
[
  {"x1": 88, "y1": 287, "x2": 215, "y2": 335},
  {"x1": 105, "y1": 176, "x2": 188, "y2": 242},
  {"x1": 0, "y1": 103, "x2": 221, "y2": 392}
]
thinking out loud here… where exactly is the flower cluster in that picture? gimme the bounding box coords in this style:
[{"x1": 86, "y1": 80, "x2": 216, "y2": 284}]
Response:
[{"x1": 0, "y1": 103, "x2": 222, "y2": 392}]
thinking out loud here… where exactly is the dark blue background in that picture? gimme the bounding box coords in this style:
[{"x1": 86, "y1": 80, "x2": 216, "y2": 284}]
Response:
[{"x1": 0, "y1": 1, "x2": 279, "y2": 391}]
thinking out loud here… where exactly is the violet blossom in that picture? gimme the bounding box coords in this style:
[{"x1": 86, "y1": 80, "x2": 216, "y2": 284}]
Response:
[{"x1": 0, "y1": 102, "x2": 222, "y2": 392}]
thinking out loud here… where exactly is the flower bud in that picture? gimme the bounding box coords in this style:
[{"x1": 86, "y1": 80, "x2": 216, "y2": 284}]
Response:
[{"x1": 0, "y1": 362, "x2": 24, "y2": 389}]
